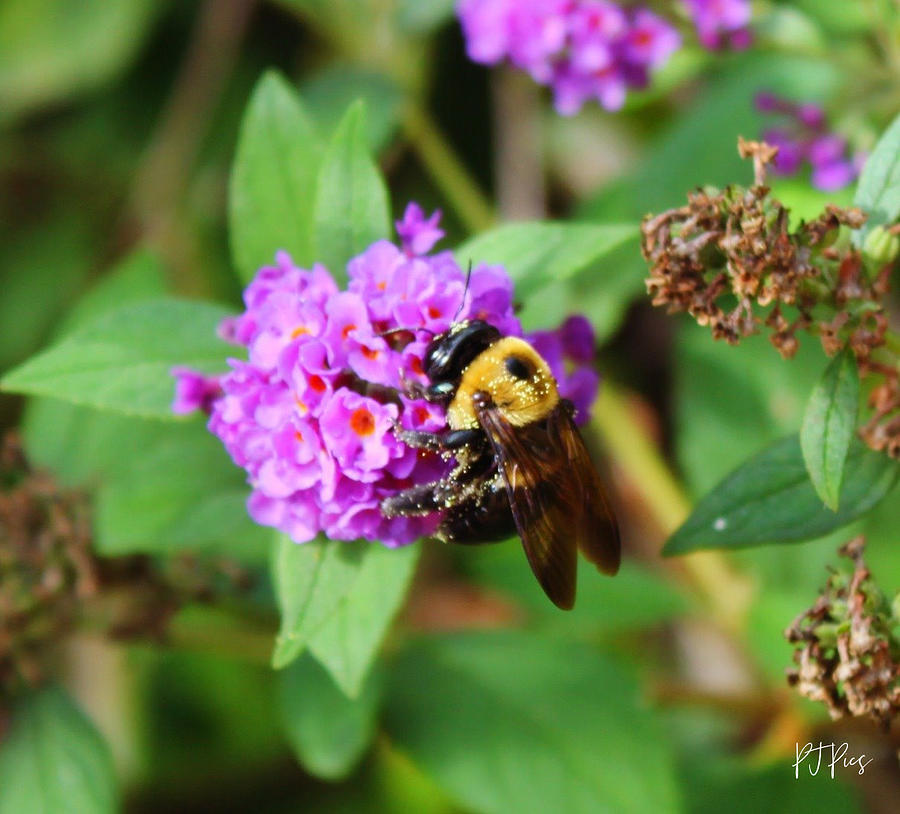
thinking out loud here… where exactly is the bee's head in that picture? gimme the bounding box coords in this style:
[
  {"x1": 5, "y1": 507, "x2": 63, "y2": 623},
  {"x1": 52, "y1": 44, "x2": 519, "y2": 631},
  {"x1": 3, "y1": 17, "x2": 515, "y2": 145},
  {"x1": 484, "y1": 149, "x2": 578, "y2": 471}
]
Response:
[{"x1": 424, "y1": 320, "x2": 501, "y2": 384}]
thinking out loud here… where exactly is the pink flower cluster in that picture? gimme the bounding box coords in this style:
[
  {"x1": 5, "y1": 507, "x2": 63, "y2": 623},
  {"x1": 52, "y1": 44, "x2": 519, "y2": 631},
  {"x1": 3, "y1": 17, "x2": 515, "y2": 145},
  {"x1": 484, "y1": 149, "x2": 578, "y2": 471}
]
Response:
[
  {"x1": 755, "y1": 92, "x2": 865, "y2": 192},
  {"x1": 173, "y1": 204, "x2": 599, "y2": 547},
  {"x1": 457, "y1": 0, "x2": 681, "y2": 114}
]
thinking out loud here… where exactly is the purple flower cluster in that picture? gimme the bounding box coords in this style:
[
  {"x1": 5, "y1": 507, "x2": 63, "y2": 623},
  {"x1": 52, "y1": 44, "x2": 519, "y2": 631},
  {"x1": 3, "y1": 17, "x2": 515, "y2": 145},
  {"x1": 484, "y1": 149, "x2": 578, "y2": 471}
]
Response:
[
  {"x1": 684, "y1": 0, "x2": 752, "y2": 51},
  {"x1": 457, "y1": 0, "x2": 681, "y2": 114},
  {"x1": 755, "y1": 92, "x2": 864, "y2": 192},
  {"x1": 173, "y1": 204, "x2": 599, "y2": 547}
]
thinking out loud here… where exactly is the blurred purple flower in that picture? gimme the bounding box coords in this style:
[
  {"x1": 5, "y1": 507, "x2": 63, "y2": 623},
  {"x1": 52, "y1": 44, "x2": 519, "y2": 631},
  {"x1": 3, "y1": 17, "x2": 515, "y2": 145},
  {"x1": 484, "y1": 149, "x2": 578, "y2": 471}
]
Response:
[
  {"x1": 171, "y1": 368, "x2": 221, "y2": 414},
  {"x1": 755, "y1": 91, "x2": 863, "y2": 192},
  {"x1": 172, "y1": 205, "x2": 599, "y2": 547},
  {"x1": 457, "y1": 0, "x2": 681, "y2": 115},
  {"x1": 528, "y1": 318, "x2": 599, "y2": 424},
  {"x1": 685, "y1": 0, "x2": 752, "y2": 50},
  {"x1": 395, "y1": 202, "x2": 444, "y2": 256}
]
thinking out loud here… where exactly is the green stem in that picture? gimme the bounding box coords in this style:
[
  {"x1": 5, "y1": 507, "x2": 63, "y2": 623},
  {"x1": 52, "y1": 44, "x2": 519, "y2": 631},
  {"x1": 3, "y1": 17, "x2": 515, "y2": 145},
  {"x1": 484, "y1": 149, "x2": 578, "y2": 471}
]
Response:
[
  {"x1": 884, "y1": 330, "x2": 900, "y2": 357},
  {"x1": 402, "y1": 103, "x2": 496, "y2": 235},
  {"x1": 164, "y1": 605, "x2": 276, "y2": 665},
  {"x1": 592, "y1": 383, "x2": 754, "y2": 627}
]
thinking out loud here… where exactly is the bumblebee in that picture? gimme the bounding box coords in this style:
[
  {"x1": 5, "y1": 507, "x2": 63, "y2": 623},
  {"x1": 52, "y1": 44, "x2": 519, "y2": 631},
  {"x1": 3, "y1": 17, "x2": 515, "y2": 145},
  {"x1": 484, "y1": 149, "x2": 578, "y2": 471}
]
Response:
[{"x1": 381, "y1": 319, "x2": 620, "y2": 609}]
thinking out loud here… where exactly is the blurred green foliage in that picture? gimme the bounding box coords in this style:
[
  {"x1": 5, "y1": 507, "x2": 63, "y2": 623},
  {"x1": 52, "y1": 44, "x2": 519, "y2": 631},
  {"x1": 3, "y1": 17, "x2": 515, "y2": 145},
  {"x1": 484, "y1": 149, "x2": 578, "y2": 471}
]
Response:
[{"x1": 2, "y1": 0, "x2": 899, "y2": 812}]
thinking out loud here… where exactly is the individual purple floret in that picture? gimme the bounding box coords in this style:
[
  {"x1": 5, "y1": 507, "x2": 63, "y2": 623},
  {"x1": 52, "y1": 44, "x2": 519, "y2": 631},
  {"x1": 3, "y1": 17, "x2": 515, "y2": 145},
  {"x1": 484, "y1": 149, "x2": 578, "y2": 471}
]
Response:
[
  {"x1": 171, "y1": 367, "x2": 222, "y2": 415},
  {"x1": 172, "y1": 203, "x2": 599, "y2": 547},
  {"x1": 684, "y1": 0, "x2": 752, "y2": 51},
  {"x1": 457, "y1": 0, "x2": 681, "y2": 114},
  {"x1": 755, "y1": 92, "x2": 864, "y2": 192}
]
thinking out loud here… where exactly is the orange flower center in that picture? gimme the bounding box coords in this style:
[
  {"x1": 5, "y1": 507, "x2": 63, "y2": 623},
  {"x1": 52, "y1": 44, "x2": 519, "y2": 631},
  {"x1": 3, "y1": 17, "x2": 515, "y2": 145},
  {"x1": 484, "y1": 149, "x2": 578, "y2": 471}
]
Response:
[
  {"x1": 413, "y1": 406, "x2": 429, "y2": 425},
  {"x1": 290, "y1": 325, "x2": 309, "y2": 339},
  {"x1": 294, "y1": 430, "x2": 304, "y2": 442},
  {"x1": 309, "y1": 375, "x2": 326, "y2": 393},
  {"x1": 427, "y1": 306, "x2": 441, "y2": 319},
  {"x1": 410, "y1": 357, "x2": 424, "y2": 376},
  {"x1": 361, "y1": 346, "x2": 379, "y2": 360},
  {"x1": 350, "y1": 408, "x2": 376, "y2": 437},
  {"x1": 341, "y1": 324, "x2": 356, "y2": 340}
]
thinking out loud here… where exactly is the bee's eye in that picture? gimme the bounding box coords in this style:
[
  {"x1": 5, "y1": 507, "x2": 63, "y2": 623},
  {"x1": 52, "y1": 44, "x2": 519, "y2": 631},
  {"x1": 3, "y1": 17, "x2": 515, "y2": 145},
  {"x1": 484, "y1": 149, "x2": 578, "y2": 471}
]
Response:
[{"x1": 504, "y1": 355, "x2": 532, "y2": 380}]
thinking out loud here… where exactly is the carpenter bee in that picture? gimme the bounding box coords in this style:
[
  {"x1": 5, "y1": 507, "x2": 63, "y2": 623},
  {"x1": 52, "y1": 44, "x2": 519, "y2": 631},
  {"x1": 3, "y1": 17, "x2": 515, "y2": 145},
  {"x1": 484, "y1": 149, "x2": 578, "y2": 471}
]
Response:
[{"x1": 381, "y1": 319, "x2": 620, "y2": 609}]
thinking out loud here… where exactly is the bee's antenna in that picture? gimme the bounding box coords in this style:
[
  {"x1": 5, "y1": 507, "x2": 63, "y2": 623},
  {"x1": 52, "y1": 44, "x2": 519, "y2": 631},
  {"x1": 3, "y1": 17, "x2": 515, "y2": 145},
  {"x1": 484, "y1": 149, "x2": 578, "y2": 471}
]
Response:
[{"x1": 452, "y1": 259, "x2": 473, "y2": 323}]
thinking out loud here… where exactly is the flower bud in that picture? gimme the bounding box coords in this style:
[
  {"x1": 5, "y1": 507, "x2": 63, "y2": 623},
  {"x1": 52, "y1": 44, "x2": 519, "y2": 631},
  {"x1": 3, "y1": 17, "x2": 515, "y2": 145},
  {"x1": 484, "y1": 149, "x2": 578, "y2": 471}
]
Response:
[{"x1": 862, "y1": 224, "x2": 900, "y2": 265}]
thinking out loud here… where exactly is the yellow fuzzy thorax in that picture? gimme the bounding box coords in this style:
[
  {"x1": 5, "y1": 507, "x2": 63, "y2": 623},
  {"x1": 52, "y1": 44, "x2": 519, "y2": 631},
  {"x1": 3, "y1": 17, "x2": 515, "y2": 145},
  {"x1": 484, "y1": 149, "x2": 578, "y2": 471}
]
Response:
[{"x1": 446, "y1": 336, "x2": 560, "y2": 430}]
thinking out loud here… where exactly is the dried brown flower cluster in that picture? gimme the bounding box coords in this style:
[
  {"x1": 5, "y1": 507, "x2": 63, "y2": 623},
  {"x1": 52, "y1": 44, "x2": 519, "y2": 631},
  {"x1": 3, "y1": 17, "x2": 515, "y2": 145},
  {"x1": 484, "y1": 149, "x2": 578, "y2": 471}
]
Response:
[
  {"x1": 0, "y1": 433, "x2": 95, "y2": 699},
  {"x1": 642, "y1": 137, "x2": 900, "y2": 458},
  {"x1": 0, "y1": 434, "x2": 252, "y2": 705},
  {"x1": 785, "y1": 536, "x2": 899, "y2": 729}
]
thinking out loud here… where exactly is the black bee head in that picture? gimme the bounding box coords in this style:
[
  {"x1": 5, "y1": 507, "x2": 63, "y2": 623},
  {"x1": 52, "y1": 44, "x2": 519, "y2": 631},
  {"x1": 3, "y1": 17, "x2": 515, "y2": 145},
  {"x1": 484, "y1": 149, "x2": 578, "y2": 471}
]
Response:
[{"x1": 423, "y1": 320, "x2": 501, "y2": 385}]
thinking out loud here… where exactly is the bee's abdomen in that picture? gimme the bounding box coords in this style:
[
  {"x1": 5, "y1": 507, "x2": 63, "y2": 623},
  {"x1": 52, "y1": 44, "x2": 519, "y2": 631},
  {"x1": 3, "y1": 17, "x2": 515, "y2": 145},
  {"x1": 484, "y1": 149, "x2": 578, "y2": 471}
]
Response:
[{"x1": 439, "y1": 478, "x2": 515, "y2": 544}]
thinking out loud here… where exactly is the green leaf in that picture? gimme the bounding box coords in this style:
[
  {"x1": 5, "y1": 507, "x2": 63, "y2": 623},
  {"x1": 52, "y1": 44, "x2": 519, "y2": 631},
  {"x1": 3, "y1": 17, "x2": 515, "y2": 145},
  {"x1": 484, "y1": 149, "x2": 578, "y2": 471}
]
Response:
[
  {"x1": 0, "y1": 687, "x2": 117, "y2": 814},
  {"x1": 394, "y1": 0, "x2": 455, "y2": 33},
  {"x1": 272, "y1": 537, "x2": 368, "y2": 670},
  {"x1": 162, "y1": 489, "x2": 271, "y2": 564},
  {"x1": 665, "y1": 436, "x2": 899, "y2": 555},
  {"x1": 313, "y1": 100, "x2": 390, "y2": 280},
  {"x1": 384, "y1": 632, "x2": 680, "y2": 814},
  {"x1": 579, "y1": 53, "x2": 839, "y2": 221},
  {"x1": 455, "y1": 222, "x2": 643, "y2": 342},
  {"x1": 1, "y1": 298, "x2": 233, "y2": 418},
  {"x1": 0, "y1": 214, "x2": 91, "y2": 373},
  {"x1": 302, "y1": 66, "x2": 403, "y2": 152},
  {"x1": 0, "y1": 0, "x2": 161, "y2": 125},
  {"x1": 308, "y1": 542, "x2": 419, "y2": 697},
  {"x1": 92, "y1": 419, "x2": 264, "y2": 558},
  {"x1": 54, "y1": 248, "x2": 168, "y2": 338},
  {"x1": 675, "y1": 323, "x2": 829, "y2": 496},
  {"x1": 853, "y1": 111, "x2": 900, "y2": 246},
  {"x1": 20, "y1": 249, "x2": 171, "y2": 485},
  {"x1": 229, "y1": 71, "x2": 324, "y2": 283},
  {"x1": 279, "y1": 654, "x2": 383, "y2": 780},
  {"x1": 800, "y1": 349, "x2": 859, "y2": 510},
  {"x1": 684, "y1": 759, "x2": 862, "y2": 813},
  {"x1": 465, "y1": 547, "x2": 689, "y2": 635},
  {"x1": 272, "y1": 536, "x2": 420, "y2": 697},
  {"x1": 789, "y1": 0, "x2": 868, "y2": 33}
]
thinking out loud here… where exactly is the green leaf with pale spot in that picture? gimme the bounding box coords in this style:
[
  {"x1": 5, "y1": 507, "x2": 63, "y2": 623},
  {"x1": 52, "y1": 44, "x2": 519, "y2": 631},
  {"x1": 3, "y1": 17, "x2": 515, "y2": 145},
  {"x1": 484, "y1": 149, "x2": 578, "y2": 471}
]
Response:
[
  {"x1": 1, "y1": 298, "x2": 234, "y2": 418},
  {"x1": 800, "y1": 349, "x2": 859, "y2": 510},
  {"x1": 665, "y1": 435, "x2": 899, "y2": 555},
  {"x1": 0, "y1": 687, "x2": 117, "y2": 814}
]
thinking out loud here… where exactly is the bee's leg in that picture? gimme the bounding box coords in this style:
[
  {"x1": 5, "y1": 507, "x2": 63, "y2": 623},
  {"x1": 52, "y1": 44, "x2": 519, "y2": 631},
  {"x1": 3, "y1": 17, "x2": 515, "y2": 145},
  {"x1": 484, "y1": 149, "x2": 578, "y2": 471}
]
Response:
[
  {"x1": 382, "y1": 477, "x2": 472, "y2": 517},
  {"x1": 394, "y1": 427, "x2": 481, "y2": 454},
  {"x1": 398, "y1": 369, "x2": 454, "y2": 405},
  {"x1": 398, "y1": 370, "x2": 429, "y2": 401},
  {"x1": 381, "y1": 482, "x2": 442, "y2": 517}
]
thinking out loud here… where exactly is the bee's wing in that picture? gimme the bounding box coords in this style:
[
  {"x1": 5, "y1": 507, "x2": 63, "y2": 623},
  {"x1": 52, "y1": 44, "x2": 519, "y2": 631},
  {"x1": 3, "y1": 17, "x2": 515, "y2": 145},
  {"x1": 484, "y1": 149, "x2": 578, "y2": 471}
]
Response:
[
  {"x1": 546, "y1": 404, "x2": 620, "y2": 577},
  {"x1": 475, "y1": 398, "x2": 619, "y2": 609}
]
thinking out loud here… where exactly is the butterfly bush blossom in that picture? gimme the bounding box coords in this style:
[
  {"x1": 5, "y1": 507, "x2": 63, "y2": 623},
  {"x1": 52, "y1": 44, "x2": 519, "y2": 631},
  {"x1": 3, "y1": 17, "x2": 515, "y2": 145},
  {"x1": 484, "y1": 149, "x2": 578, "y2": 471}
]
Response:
[
  {"x1": 457, "y1": 0, "x2": 752, "y2": 115},
  {"x1": 172, "y1": 204, "x2": 599, "y2": 547},
  {"x1": 755, "y1": 92, "x2": 864, "y2": 192}
]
